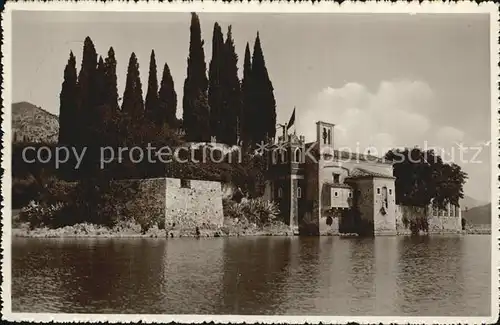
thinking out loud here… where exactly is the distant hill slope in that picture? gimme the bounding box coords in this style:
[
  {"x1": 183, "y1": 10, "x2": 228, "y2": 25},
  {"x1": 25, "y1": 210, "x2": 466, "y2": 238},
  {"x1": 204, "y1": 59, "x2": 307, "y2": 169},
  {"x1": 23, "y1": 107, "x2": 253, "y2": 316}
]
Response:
[
  {"x1": 462, "y1": 203, "x2": 491, "y2": 225},
  {"x1": 460, "y1": 195, "x2": 487, "y2": 210},
  {"x1": 12, "y1": 101, "x2": 59, "y2": 143}
]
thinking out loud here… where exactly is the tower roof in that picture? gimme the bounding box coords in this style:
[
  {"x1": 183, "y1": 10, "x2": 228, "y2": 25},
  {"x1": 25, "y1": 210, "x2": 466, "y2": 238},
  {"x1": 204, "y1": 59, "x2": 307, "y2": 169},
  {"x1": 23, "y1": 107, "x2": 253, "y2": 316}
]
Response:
[{"x1": 346, "y1": 167, "x2": 395, "y2": 180}]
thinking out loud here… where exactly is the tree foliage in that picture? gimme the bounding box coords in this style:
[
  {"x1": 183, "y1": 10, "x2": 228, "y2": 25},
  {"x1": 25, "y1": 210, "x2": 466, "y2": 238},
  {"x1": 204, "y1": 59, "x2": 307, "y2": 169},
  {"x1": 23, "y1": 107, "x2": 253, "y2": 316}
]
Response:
[
  {"x1": 220, "y1": 26, "x2": 242, "y2": 146},
  {"x1": 122, "y1": 52, "x2": 145, "y2": 120},
  {"x1": 208, "y1": 22, "x2": 225, "y2": 141},
  {"x1": 58, "y1": 51, "x2": 78, "y2": 146},
  {"x1": 76, "y1": 36, "x2": 98, "y2": 147},
  {"x1": 183, "y1": 13, "x2": 211, "y2": 142},
  {"x1": 104, "y1": 47, "x2": 119, "y2": 113},
  {"x1": 251, "y1": 32, "x2": 276, "y2": 144},
  {"x1": 145, "y1": 49, "x2": 160, "y2": 124},
  {"x1": 158, "y1": 62, "x2": 178, "y2": 129},
  {"x1": 241, "y1": 42, "x2": 253, "y2": 148}
]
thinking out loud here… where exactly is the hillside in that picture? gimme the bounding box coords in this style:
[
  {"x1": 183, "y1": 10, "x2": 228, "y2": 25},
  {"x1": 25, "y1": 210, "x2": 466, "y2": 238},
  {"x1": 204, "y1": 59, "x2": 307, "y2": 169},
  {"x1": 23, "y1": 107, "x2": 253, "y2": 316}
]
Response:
[
  {"x1": 12, "y1": 101, "x2": 59, "y2": 143},
  {"x1": 462, "y1": 203, "x2": 491, "y2": 225},
  {"x1": 460, "y1": 195, "x2": 487, "y2": 210}
]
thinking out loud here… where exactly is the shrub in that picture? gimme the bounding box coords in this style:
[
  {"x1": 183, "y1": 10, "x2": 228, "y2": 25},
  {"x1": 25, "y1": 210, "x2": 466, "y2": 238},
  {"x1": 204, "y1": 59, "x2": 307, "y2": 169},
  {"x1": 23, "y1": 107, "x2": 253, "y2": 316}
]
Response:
[
  {"x1": 409, "y1": 216, "x2": 429, "y2": 235},
  {"x1": 19, "y1": 201, "x2": 66, "y2": 229},
  {"x1": 223, "y1": 197, "x2": 279, "y2": 226}
]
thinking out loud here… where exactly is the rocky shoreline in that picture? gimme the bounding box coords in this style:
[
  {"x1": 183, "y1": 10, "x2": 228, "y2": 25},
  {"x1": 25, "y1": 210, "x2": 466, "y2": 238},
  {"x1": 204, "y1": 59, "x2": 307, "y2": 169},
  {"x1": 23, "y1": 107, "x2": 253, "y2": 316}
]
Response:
[
  {"x1": 12, "y1": 219, "x2": 295, "y2": 239},
  {"x1": 12, "y1": 223, "x2": 490, "y2": 238}
]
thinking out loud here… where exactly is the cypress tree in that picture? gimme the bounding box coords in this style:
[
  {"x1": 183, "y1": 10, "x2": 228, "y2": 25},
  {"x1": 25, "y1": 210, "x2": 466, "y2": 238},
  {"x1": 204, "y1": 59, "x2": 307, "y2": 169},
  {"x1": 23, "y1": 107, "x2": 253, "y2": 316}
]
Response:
[
  {"x1": 220, "y1": 26, "x2": 242, "y2": 146},
  {"x1": 122, "y1": 52, "x2": 145, "y2": 120},
  {"x1": 145, "y1": 49, "x2": 160, "y2": 124},
  {"x1": 58, "y1": 51, "x2": 78, "y2": 146},
  {"x1": 104, "y1": 47, "x2": 119, "y2": 113},
  {"x1": 158, "y1": 62, "x2": 178, "y2": 128},
  {"x1": 208, "y1": 22, "x2": 225, "y2": 142},
  {"x1": 183, "y1": 12, "x2": 211, "y2": 142},
  {"x1": 77, "y1": 36, "x2": 98, "y2": 146},
  {"x1": 251, "y1": 32, "x2": 276, "y2": 144},
  {"x1": 241, "y1": 42, "x2": 253, "y2": 148},
  {"x1": 83, "y1": 56, "x2": 107, "y2": 175},
  {"x1": 95, "y1": 56, "x2": 107, "y2": 108}
]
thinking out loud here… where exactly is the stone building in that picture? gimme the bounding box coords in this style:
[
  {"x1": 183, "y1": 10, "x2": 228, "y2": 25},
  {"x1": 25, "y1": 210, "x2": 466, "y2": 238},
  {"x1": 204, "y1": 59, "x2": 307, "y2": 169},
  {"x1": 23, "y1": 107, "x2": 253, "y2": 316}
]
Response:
[{"x1": 264, "y1": 120, "x2": 461, "y2": 236}]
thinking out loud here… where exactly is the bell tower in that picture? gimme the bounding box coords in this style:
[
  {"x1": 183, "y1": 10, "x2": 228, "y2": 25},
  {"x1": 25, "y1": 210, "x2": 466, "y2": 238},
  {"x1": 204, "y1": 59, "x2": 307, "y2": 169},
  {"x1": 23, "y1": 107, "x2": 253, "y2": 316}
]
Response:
[{"x1": 316, "y1": 121, "x2": 335, "y2": 158}]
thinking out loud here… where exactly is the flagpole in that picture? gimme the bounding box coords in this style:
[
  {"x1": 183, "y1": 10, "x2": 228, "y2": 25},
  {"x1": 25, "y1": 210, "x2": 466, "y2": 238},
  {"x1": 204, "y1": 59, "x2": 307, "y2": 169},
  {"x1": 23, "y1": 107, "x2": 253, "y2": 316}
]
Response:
[{"x1": 294, "y1": 106, "x2": 297, "y2": 135}]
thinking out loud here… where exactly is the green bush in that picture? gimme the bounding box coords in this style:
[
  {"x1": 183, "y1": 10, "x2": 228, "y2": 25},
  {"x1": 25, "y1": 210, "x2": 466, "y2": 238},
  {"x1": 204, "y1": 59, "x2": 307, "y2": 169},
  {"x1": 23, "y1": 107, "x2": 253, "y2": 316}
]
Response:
[{"x1": 223, "y1": 197, "x2": 279, "y2": 226}]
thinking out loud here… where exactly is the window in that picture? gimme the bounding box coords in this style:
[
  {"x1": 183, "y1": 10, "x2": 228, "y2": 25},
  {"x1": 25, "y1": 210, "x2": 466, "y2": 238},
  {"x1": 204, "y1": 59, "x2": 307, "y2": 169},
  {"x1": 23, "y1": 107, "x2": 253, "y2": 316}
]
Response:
[
  {"x1": 181, "y1": 179, "x2": 191, "y2": 188},
  {"x1": 376, "y1": 188, "x2": 381, "y2": 195},
  {"x1": 272, "y1": 150, "x2": 279, "y2": 164},
  {"x1": 389, "y1": 189, "x2": 392, "y2": 195},
  {"x1": 278, "y1": 188, "x2": 283, "y2": 198},
  {"x1": 294, "y1": 148, "x2": 302, "y2": 163},
  {"x1": 283, "y1": 150, "x2": 288, "y2": 163},
  {"x1": 348, "y1": 192, "x2": 352, "y2": 198},
  {"x1": 333, "y1": 173, "x2": 340, "y2": 183},
  {"x1": 297, "y1": 187, "x2": 302, "y2": 198},
  {"x1": 334, "y1": 191, "x2": 339, "y2": 198}
]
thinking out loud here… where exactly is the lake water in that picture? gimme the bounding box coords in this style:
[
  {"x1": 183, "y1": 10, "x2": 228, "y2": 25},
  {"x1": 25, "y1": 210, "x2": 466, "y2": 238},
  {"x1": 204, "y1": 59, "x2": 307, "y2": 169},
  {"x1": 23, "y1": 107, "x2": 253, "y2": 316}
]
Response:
[{"x1": 11, "y1": 235, "x2": 491, "y2": 316}]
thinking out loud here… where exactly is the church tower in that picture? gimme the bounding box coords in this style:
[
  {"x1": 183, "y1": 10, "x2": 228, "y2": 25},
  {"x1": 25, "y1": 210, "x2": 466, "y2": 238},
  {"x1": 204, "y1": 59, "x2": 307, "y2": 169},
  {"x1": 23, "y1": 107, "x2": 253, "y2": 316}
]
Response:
[{"x1": 316, "y1": 121, "x2": 335, "y2": 159}]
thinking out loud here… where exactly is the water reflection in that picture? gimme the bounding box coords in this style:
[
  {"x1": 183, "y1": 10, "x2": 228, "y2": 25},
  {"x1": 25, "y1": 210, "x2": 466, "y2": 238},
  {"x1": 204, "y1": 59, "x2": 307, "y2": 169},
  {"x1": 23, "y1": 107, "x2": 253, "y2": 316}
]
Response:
[
  {"x1": 395, "y1": 236, "x2": 467, "y2": 315},
  {"x1": 12, "y1": 236, "x2": 491, "y2": 316}
]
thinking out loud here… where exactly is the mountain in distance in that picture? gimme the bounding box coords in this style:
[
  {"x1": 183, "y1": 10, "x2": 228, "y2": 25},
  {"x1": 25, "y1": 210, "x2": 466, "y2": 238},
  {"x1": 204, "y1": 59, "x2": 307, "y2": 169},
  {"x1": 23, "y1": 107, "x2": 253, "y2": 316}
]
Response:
[
  {"x1": 462, "y1": 203, "x2": 492, "y2": 225},
  {"x1": 12, "y1": 101, "x2": 59, "y2": 143},
  {"x1": 460, "y1": 195, "x2": 487, "y2": 211}
]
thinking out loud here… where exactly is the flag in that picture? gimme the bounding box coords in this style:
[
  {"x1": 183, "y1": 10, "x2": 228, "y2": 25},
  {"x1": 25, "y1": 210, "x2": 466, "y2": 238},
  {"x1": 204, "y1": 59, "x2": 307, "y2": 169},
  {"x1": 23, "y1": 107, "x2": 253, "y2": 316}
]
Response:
[{"x1": 287, "y1": 107, "x2": 295, "y2": 130}]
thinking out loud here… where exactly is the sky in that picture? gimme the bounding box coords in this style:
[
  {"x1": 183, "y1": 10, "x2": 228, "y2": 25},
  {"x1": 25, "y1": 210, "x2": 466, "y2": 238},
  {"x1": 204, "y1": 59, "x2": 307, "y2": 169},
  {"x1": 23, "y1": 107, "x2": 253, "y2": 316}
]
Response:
[{"x1": 11, "y1": 11, "x2": 493, "y2": 202}]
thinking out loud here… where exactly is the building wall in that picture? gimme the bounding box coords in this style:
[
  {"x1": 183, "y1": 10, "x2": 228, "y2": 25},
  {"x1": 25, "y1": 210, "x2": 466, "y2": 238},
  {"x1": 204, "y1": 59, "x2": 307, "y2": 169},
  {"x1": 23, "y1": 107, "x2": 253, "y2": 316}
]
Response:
[
  {"x1": 352, "y1": 178, "x2": 374, "y2": 223},
  {"x1": 330, "y1": 187, "x2": 352, "y2": 208},
  {"x1": 273, "y1": 178, "x2": 291, "y2": 224},
  {"x1": 318, "y1": 163, "x2": 350, "y2": 184},
  {"x1": 372, "y1": 178, "x2": 397, "y2": 235},
  {"x1": 300, "y1": 159, "x2": 320, "y2": 235},
  {"x1": 165, "y1": 178, "x2": 224, "y2": 230},
  {"x1": 290, "y1": 177, "x2": 300, "y2": 231},
  {"x1": 395, "y1": 204, "x2": 462, "y2": 234}
]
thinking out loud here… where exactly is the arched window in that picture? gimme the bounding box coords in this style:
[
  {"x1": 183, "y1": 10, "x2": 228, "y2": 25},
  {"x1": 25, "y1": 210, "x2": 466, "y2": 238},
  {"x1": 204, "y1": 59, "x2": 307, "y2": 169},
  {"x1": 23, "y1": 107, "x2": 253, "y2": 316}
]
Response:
[
  {"x1": 278, "y1": 187, "x2": 283, "y2": 198},
  {"x1": 297, "y1": 187, "x2": 302, "y2": 198},
  {"x1": 282, "y1": 150, "x2": 288, "y2": 163},
  {"x1": 294, "y1": 148, "x2": 302, "y2": 163},
  {"x1": 272, "y1": 150, "x2": 279, "y2": 164}
]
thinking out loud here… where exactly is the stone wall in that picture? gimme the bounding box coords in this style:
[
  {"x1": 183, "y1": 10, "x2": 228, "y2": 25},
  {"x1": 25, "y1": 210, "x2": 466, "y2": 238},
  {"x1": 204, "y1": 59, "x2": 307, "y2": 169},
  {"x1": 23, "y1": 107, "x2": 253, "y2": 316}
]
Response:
[
  {"x1": 110, "y1": 177, "x2": 224, "y2": 233},
  {"x1": 165, "y1": 178, "x2": 224, "y2": 231},
  {"x1": 428, "y1": 216, "x2": 461, "y2": 233},
  {"x1": 395, "y1": 205, "x2": 461, "y2": 234},
  {"x1": 319, "y1": 208, "x2": 341, "y2": 235},
  {"x1": 111, "y1": 178, "x2": 167, "y2": 228}
]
